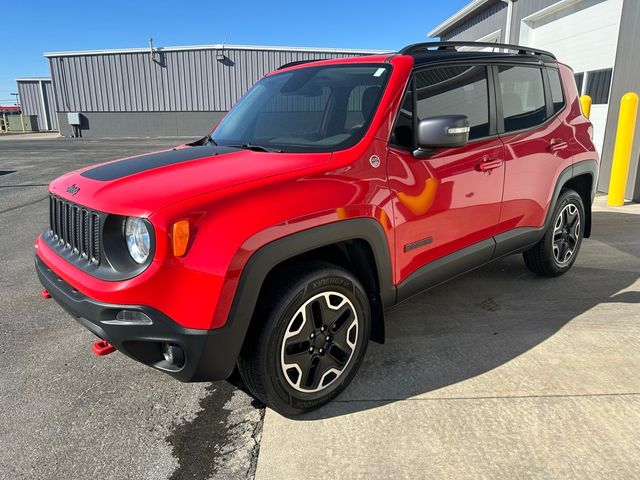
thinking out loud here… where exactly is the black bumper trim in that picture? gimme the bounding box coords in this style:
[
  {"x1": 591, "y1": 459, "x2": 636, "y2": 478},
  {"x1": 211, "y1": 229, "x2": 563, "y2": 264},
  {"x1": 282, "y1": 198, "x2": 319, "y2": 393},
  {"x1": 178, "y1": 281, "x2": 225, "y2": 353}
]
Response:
[{"x1": 35, "y1": 254, "x2": 240, "y2": 382}]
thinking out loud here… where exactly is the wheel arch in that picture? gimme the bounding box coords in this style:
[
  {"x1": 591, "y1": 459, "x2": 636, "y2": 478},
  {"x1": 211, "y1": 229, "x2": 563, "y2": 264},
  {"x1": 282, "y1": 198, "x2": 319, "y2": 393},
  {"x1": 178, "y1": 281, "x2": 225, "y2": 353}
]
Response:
[
  {"x1": 222, "y1": 218, "x2": 395, "y2": 378},
  {"x1": 548, "y1": 159, "x2": 598, "y2": 238}
]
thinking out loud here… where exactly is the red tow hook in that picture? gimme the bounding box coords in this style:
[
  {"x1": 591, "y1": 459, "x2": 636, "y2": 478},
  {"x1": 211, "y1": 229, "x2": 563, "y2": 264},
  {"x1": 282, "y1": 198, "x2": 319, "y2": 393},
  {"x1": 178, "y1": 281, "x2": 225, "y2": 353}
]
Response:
[
  {"x1": 92, "y1": 340, "x2": 116, "y2": 356},
  {"x1": 40, "y1": 288, "x2": 51, "y2": 299}
]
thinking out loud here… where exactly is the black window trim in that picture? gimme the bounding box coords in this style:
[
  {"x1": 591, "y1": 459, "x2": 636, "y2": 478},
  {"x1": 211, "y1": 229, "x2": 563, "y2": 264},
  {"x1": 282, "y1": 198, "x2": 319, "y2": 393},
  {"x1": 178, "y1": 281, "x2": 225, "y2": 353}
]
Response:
[
  {"x1": 546, "y1": 65, "x2": 567, "y2": 116},
  {"x1": 388, "y1": 59, "x2": 568, "y2": 152},
  {"x1": 492, "y1": 62, "x2": 567, "y2": 137},
  {"x1": 388, "y1": 62, "x2": 498, "y2": 151},
  {"x1": 213, "y1": 62, "x2": 395, "y2": 154}
]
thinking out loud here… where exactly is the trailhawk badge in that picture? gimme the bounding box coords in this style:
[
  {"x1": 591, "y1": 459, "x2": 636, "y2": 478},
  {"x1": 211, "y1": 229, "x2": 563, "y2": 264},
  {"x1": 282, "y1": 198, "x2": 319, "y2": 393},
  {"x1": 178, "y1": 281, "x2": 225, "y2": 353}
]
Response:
[{"x1": 66, "y1": 184, "x2": 80, "y2": 195}]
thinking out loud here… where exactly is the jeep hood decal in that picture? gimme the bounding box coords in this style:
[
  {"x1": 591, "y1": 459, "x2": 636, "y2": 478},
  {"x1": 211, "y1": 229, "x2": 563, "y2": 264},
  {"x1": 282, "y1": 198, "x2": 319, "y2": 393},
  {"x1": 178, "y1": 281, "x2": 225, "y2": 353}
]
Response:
[
  {"x1": 81, "y1": 145, "x2": 239, "y2": 181},
  {"x1": 50, "y1": 146, "x2": 332, "y2": 217}
]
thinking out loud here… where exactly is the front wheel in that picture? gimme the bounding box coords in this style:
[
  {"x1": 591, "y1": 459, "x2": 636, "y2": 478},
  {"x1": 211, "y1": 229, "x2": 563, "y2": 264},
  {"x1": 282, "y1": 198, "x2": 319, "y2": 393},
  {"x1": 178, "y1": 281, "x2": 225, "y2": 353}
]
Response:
[
  {"x1": 237, "y1": 262, "x2": 371, "y2": 416},
  {"x1": 523, "y1": 189, "x2": 585, "y2": 277}
]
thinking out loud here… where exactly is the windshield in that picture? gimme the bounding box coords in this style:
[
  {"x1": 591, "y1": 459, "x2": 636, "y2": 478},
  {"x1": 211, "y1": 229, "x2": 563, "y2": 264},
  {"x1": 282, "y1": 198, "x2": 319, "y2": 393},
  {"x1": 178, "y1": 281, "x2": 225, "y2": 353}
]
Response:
[{"x1": 210, "y1": 64, "x2": 391, "y2": 153}]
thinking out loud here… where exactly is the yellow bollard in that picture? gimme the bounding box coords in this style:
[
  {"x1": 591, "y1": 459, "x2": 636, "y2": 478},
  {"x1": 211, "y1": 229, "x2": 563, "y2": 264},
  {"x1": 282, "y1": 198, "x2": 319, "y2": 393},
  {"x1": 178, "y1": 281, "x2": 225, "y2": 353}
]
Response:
[
  {"x1": 580, "y1": 95, "x2": 592, "y2": 119},
  {"x1": 608, "y1": 92, "x2": 639, "y2": 206}
]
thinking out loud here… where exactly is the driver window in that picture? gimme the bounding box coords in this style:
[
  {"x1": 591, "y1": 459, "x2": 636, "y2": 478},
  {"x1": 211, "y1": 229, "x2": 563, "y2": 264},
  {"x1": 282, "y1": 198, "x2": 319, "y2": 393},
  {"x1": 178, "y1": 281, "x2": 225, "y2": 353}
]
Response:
[{"x1": 415, "y1": 65, "x2": 490, "y2": 141}]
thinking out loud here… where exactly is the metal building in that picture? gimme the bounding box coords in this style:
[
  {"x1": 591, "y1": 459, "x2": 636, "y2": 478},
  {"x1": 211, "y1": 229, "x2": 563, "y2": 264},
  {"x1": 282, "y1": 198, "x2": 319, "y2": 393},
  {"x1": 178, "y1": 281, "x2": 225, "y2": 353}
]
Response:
[
  {"x1": 43, "y1": 44, "x2": 384, "y2": 138},
  {"x1": 429, "y1": 0, "x2": 640, "y2": 201},
  {"x1": 15, "y1": 78, "x2": 58, "y2": 131}
]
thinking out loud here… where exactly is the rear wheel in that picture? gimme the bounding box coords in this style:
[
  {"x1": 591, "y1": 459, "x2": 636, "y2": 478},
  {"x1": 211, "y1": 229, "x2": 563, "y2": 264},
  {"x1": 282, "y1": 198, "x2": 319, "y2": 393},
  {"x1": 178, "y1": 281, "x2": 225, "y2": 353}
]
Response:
[
  {"x1": 237, "y1": 262, "x2": 371, "y2": 416},
  {"x1": 523, "y1": 189, "x2": 585, "y2": 277}
]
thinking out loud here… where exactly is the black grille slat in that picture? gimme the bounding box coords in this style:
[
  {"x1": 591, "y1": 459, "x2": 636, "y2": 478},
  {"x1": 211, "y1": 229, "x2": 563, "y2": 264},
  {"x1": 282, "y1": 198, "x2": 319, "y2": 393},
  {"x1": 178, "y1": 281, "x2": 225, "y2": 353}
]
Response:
[
  {"x1": 49, "y1": 196, "x2": 55, "y2": 236},
  {"x1": 65, "y1": 203, "x2": 72, "y2": 247},
  {"x1": 82, "y1": 210, "x2": 89, "y2": 259},
  {"x1": 48, "y1": 194, "x2": 101, "y2": 266},
  {"x1": 54, "y1": 198, "x2": 61, "y2": 239},
  {"x1": 62, "y1": 202, "x2": 66, "y2": 245},
  {"x1": 71, "y1": 206, "x2": 77, "y2": 252},
  {"x1": 92, "y1": 214, "x2": 100, "y2": 263}
]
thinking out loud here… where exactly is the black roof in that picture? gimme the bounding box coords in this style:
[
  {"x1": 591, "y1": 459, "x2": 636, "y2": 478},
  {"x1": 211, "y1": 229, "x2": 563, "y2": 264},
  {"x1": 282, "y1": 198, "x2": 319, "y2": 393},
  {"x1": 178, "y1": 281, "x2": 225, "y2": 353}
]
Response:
[{"x1": 277, "y1": 42, "x2": 556, "y2": 71}]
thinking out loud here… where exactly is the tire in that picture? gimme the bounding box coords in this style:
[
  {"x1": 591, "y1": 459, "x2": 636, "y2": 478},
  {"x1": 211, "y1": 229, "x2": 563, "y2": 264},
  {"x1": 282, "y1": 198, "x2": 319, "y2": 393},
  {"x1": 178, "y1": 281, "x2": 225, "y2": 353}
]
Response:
[
  {"x1": 523, "y1": 189, "x2": 585, "y2": 277},
  {"x1": 237, "y1": 262, "x2": 371, "y2": 416}
]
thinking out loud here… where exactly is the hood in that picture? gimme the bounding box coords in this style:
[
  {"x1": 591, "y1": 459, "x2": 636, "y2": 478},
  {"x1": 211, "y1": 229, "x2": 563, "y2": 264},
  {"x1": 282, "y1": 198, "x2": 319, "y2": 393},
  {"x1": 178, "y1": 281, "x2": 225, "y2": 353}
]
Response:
[{"x1": 49, "y1": 145, "x2": 331, "y2": 216}]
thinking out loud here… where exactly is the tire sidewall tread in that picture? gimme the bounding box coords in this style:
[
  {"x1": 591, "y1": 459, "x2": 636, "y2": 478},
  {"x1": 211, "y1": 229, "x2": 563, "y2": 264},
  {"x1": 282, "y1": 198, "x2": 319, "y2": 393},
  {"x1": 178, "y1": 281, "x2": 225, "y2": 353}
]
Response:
[
  {"x1": 523, "y1": 189, "x2": 585, "y2": 277},
  {"x1": 238, "y1": 262, "x2": 371, "y2": 416}
]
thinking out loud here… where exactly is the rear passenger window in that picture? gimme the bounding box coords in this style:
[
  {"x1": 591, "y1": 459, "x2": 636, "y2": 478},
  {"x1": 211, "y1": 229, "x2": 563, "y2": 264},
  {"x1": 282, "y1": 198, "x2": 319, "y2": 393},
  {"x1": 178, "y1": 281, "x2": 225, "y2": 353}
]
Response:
[
  {"x1": 548, "y1": 68, "x2": 565, "y2": 114},
  {"x1": 415, "y1": 65, "x2": 490, "y2": 140},
  {"x1": 498, "y1": 65, "x2": 546, "y2": 133}
]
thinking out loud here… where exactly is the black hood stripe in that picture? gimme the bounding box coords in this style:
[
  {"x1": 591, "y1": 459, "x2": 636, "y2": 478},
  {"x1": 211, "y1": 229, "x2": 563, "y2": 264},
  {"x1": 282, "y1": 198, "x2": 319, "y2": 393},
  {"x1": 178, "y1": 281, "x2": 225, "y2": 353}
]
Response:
[{"x1": 80, "y1": 145, "x2": 239, "y2": 181}]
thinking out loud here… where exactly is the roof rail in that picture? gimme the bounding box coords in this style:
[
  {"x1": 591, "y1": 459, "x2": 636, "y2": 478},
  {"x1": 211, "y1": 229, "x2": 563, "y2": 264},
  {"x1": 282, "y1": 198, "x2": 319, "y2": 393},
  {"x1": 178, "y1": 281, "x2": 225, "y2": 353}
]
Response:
[
  {"x1": 278, "y1": 59, "x2": 326, "y2": 70},
  {"x1": 399, "y1": 41, "x2": 556, "y2": 60}
]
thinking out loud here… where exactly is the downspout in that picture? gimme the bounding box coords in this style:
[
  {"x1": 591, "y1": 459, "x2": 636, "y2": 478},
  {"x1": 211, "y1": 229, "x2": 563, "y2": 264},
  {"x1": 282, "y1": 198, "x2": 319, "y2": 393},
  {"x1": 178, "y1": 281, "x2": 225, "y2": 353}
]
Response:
[{"x1": 502, "y1": 0, "x2": 514, "y2": 44}]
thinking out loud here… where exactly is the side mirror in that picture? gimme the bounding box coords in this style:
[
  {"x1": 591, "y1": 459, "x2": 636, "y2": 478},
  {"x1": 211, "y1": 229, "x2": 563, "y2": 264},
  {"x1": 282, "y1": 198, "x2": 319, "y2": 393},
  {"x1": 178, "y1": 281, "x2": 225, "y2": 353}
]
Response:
[{"x1": 414, "y1": 115, "x2": 470, "y2": 157}]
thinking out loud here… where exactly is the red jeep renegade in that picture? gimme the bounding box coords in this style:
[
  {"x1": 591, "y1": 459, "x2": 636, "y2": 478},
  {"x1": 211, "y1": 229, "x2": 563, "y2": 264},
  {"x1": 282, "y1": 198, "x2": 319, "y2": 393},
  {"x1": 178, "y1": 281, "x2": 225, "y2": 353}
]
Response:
[{"x1": 36, "y1": 42, "x2": 598, "y2": 415}]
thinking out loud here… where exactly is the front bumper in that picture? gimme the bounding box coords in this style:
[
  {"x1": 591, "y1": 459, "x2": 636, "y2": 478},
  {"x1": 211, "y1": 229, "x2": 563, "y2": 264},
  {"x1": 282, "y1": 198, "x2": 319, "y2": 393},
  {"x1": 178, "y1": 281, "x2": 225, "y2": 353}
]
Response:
[{"x1": 35, "y1": 255, "x2": 239, "y2": 382}]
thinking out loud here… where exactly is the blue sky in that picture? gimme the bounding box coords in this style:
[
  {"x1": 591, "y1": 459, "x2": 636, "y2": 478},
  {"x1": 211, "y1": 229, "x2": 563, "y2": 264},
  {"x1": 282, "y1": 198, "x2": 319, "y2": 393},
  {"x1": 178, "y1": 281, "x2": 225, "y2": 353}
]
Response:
[{"x1": 0, "y1": 0, "x2": 468, "y2": 104}]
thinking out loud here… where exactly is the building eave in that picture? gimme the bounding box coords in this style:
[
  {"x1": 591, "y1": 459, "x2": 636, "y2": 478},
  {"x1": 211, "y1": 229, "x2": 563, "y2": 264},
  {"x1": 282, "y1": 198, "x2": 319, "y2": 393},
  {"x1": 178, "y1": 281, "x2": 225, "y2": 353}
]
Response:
[
  {"x1": 428, "y1": 0, "x2": 500, "y2": 38},
  {"x1": 15, "y1": 77, "x2": 52, "y2": 82},
  {"x1": 44, "y1": 43, "x2": 389, "y2": 58}
]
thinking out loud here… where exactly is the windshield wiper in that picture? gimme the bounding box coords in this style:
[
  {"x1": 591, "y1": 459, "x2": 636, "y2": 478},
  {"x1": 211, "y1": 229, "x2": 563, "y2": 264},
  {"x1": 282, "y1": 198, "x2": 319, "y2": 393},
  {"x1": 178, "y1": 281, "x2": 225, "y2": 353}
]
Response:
[
  {"x1": 230, "y1": 143, "x2": 283, "y2": 153},
  {"x1": 187, "y1": 135, "x2": 217, "y2": 147}
]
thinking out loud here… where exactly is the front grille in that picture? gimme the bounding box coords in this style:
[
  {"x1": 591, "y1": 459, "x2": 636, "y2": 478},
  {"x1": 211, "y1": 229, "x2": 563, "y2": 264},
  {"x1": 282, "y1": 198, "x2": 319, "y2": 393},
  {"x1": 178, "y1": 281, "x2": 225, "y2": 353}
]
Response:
[{"x1": 49, "y1": 194, "x2": 100, "y2": 264}]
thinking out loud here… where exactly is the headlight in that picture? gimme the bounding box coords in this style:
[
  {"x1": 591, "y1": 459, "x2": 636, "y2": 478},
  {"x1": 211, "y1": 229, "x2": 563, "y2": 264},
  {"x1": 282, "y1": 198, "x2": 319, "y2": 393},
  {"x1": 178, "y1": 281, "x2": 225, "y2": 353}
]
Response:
[{"x1": 125, "y1": 217, "x2": 151, "y2": 264}]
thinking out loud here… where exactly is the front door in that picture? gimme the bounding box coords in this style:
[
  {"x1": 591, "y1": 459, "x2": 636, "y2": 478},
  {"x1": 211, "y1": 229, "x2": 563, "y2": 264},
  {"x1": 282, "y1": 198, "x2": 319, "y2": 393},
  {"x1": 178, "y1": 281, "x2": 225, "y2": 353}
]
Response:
[{"x1": 387, "y1": 64, "x2": 505, "y2": 286}]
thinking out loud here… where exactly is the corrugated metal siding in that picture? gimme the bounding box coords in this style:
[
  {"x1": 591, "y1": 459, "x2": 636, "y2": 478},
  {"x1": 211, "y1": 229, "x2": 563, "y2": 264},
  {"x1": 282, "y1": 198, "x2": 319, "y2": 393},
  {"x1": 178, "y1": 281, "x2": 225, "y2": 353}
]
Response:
[
  {"x1": 48, "y1": 48, "x2": 371, "y2": 113},
  {"x1": 510, "y1": 0, "x2": 561, "y2": 41},
  {"x1": 600, "y1": 0, "x2": 640, "y2": 200},
  {"x1": 439, "y1": 0, "x2": 563, "y2": 43},
  {"x1": 441, "y1": 2, "x2": 507, "y2": 41},
  {"x1": 16, "y1": 80, "x2": 58, "y2": 130}
]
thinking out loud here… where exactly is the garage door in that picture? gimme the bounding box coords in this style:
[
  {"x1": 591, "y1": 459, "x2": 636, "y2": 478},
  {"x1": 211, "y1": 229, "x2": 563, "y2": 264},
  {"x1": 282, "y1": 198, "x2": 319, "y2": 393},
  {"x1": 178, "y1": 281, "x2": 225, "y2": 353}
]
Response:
[{"x1": 519, "y1": 0, "x2": 623, "y2": 153}]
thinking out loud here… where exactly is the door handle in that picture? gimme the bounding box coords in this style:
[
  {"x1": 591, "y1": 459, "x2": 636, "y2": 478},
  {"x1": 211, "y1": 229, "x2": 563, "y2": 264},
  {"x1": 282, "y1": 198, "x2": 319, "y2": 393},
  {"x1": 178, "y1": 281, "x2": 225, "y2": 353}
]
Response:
[
  {"x1": 548, "y1": 138, "x2": 568, "y2": 153},
  {"x1": 477, "y1": 157, "x2": 504, "y2": 172}
]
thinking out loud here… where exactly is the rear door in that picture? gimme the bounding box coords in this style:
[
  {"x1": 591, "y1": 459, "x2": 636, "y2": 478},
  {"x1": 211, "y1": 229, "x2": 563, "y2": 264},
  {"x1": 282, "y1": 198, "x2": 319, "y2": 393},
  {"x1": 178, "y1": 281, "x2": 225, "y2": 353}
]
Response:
[
  {"x1": 493, "y1": 63, "x2": 574, "y2": 237},
  {"x1": 387, "y1": 63, "x2": 505, "y2": 284}
]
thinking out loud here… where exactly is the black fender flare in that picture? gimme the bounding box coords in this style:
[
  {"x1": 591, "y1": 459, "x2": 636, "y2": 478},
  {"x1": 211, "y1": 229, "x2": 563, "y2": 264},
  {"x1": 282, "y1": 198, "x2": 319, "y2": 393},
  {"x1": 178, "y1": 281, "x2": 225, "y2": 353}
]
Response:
[
  {"x1": 211, "y1": 218, "x2": 395, "y2": 379},
  {"x1": 546, "y1": 159, "x2": 598, "y2": 237}
]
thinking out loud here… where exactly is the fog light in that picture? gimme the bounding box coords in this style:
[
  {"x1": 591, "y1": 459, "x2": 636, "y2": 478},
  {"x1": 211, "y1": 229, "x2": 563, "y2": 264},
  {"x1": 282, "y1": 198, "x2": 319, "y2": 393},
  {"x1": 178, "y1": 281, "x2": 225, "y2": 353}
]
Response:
[{"x1": 162, "y1": 343, "x2": 185, "y2": 368}]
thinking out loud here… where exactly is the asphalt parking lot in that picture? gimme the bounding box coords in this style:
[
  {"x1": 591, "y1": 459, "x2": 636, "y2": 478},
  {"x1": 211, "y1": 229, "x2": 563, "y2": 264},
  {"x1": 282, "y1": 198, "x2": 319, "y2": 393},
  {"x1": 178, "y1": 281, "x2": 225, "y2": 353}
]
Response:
[{"x1": 1, "y1": 135, "x2": 639, "y2": 479}]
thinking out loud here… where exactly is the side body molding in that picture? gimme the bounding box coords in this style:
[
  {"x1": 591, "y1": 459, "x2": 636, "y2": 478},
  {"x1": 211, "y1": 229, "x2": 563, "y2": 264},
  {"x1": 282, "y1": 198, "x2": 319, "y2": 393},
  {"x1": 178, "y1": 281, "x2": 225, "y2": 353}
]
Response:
[
  {"x1": 396, "y1": 158, "x2": 599, "y2": 305},
  {"x1": 219, "y1": 159, "x2": 598, "y2": 371}
]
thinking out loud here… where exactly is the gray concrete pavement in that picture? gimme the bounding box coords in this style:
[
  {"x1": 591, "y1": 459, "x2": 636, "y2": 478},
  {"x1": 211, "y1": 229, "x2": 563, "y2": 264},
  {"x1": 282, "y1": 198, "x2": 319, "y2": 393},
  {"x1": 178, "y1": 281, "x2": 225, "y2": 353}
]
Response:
[
  {"x1": 0, "y1": 137, "x2": 264, "y2": 480},
  {"x1": 256, "y1": 204, "x2": 640, "y2": 479}
]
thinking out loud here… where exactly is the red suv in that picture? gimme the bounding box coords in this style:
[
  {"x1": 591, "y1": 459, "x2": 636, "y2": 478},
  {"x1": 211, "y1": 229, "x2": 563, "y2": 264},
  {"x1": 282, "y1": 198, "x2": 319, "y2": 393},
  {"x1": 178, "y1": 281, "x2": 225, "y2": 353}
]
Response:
[{"x1": 36, "y1": 42, "x2": 598, "y2": 415}]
